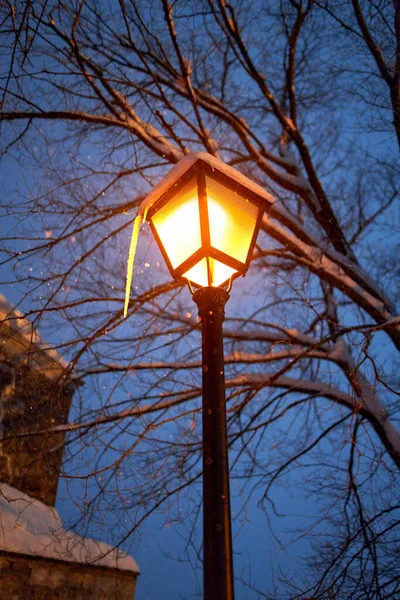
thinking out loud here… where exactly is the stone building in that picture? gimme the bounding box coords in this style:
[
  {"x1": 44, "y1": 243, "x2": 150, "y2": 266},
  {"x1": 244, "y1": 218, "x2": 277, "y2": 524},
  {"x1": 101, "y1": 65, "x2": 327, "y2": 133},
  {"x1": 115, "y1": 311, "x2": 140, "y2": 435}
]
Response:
[{"x1": 0, "y1": 295, "x2": 139, "y2": 598}]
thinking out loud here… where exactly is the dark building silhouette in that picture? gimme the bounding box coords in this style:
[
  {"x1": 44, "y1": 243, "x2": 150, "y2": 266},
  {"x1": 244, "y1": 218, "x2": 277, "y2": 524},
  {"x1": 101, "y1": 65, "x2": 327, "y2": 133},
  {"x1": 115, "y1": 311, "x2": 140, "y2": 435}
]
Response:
[{"x1": 0, "y1": 296, "x2": 139, "y2": 599}]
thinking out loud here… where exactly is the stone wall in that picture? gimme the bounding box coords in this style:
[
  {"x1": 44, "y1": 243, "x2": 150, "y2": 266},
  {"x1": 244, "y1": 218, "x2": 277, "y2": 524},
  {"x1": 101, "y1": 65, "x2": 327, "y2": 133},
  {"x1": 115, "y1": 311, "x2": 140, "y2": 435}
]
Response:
[
  {"x1": 0, "y1": 483, "x2": 140, "y2": 600},
  {"x1": 0, "y1": 364, "x2": 75, "y2": 506},
  {"x1": 0, "y1": 296, "x2": 79, "y2": 507},
  {"x1": 0, "y1": 298, "x2": 140, "y2": 599},
  {"x1": 0, "y1": 552, "x2": 137, "y2": 600}
]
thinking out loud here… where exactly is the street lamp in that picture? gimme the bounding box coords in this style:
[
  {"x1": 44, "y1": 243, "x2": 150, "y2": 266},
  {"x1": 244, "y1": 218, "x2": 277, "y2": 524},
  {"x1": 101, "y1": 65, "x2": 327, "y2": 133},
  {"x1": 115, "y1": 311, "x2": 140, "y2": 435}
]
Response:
[{"x1": 146, "y1": 153, "x2": 271, "y2": 600}]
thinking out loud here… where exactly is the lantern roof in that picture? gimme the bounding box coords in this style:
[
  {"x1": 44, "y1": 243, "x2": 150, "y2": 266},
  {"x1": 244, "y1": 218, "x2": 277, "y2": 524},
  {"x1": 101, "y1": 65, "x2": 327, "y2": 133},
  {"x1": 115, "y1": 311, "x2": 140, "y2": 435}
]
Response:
[{"x1": 143, "y1": 152, "x2": 275, "y2": 218}]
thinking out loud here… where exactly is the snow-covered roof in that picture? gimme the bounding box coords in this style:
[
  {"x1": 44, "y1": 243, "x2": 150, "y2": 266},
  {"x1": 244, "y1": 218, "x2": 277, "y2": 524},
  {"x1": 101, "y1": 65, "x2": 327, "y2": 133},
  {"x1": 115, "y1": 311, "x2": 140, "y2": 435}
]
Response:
[
  {"x1": 0, "y1": 294, "x2": 76, "y2": 383},
  {"x1": 141, "y1": 152, "x2": 275, "y2": 218},
  {"x1": 0, "y1": 483, "x2": 139, "y2": 574}
]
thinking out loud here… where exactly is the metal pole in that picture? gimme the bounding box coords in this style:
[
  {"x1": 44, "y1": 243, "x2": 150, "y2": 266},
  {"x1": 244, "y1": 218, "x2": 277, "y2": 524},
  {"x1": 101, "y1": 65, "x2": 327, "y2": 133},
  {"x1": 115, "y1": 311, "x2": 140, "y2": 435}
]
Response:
[{"x1": 193, "y1": 286, "x2": 235, "y2": 600}]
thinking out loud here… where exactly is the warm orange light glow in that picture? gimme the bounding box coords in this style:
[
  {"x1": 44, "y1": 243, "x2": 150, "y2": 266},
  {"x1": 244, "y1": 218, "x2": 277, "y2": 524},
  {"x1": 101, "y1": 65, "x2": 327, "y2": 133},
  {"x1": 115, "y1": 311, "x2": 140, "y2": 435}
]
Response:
[
  {"x1": 208, "y1": 198, "x2": 227, "y2": 241},
  {"x1": 183, "y1": 258, "x2": 237, "y2": 288},
  {"x1": 154, "y1": 193, "x2": 241, "y2": 287},
  {"x1": 148, "y1": 165, "x2": 261, "y2": 289},
  {"x1": 206, "y1": 177, "x2": 258, "y2": 264},
  {"x1": 208, "y1": 259, "x2": 237, "y2": 287},
  {"x1": 183, "y1": 258, "x2": 209, "y2": 288},
  {"x1": 152, "y1": 180, "x2": 201, "y2": 269}
]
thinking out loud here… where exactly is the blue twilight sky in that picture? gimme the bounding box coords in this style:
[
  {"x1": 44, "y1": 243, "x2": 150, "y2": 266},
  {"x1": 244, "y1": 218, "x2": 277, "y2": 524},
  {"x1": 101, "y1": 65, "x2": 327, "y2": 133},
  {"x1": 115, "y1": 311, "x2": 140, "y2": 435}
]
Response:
[
  {"x1": 0, "y1": 3, "x2": 398, "y2": 590},
  {"x1": 1, "y1": 131, "x2": 398, "y2": 599}
]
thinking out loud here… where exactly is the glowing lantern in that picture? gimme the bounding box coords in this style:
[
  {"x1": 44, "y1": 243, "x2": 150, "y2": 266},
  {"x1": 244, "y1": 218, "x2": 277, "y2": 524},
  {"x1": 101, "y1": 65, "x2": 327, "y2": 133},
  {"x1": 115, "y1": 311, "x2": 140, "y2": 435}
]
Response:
[{"x1": 146, "y1": 154, "x2": 267, "y2": 289}]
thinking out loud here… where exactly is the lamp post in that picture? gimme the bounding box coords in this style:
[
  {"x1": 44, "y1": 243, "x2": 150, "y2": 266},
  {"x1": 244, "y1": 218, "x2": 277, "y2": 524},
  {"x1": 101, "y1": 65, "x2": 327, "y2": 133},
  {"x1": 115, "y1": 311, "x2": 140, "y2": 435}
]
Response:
[{"x1": 146, "y1": 153, "x2": 270, "y2": 600}]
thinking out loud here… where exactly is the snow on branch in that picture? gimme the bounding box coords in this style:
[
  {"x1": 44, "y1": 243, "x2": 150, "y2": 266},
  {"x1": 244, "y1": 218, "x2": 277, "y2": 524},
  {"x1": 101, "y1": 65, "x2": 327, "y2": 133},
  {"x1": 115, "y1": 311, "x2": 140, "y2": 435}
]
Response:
[{"x1": 261, "y1": 216, "x2": 400, "y2": 349}]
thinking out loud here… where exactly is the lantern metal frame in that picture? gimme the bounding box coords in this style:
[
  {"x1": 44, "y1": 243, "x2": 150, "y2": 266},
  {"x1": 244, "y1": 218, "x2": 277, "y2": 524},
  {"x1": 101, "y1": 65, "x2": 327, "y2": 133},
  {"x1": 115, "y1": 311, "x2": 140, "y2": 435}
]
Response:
[{"x1": 146, "y1": 158, "x2": 265, "y2": 289}]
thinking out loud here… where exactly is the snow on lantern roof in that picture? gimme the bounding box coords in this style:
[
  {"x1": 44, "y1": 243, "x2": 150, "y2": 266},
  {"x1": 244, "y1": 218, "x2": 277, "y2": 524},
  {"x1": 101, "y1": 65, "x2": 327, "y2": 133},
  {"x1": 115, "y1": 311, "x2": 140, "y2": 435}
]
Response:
[
  {"x1": 0, "y1": 483, "x2": 139, "y2": 573},
  {"x1": 142, "y1": 152, "x2": 275, "y2": 216},
  {"x1": 0, "y1": 294, "x2": 78, "y2": 383}
]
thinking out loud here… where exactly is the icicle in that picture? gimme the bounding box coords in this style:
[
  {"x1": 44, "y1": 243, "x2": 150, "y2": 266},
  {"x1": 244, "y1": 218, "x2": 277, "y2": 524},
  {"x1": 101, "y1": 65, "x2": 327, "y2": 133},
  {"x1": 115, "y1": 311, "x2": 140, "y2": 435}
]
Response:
[{"x1": 124, "y1": 207, "x2": 148, "y2": 318}]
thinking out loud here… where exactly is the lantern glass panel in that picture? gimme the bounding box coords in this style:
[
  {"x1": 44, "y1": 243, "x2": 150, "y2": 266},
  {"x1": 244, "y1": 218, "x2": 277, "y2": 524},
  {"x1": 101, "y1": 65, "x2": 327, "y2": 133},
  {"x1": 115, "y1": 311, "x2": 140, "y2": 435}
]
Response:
[
  {"x1": 183, "y1": 258, "x2": 208, "y2": 288},
  {"x1": 206, "y1": 177, "x2": 259, "y2": 264},
  {"x1": 182, "y1": 257, "x2": 237, "y2": 288},
  {"x1": 151, "y1": 179, "x2": 201, "y2": 269},
  {"x1": 209, "y1": 258, "x2": 237, "y2": 287}
]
